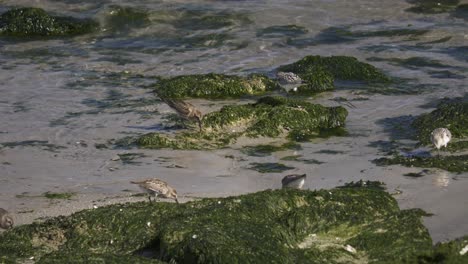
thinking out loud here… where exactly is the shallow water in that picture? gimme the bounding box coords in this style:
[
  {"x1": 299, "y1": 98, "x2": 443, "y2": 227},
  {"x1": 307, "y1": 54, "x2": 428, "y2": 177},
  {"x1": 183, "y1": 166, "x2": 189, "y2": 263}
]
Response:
[{"x1": 0, "y1": 0, "x2": 467, "y2": 243}]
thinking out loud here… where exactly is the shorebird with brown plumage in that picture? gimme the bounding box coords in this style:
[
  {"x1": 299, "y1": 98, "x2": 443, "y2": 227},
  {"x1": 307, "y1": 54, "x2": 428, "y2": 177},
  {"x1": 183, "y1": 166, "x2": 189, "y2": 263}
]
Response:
[
  {"x1": 131, "y1": 178, "x2": 179, "y2": 203},
  {"x1": 276, "y1": 71, "x2": 302, "y2": 85},
  {"x1": 0, "y1": 208, "x2": 14, "y2": 230},
  {"x1": 281, "y1": 174, "x2": 307, "y2": 189},
  {"x1": 156, "y1": 92, "x2": 203, "y2": 132}
]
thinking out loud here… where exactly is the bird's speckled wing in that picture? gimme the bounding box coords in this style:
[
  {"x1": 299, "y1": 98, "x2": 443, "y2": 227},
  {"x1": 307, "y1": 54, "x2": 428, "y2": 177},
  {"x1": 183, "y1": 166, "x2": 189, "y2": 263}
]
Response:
[{"x1": 164, "y1": 99, "x2": 192, "y2": 116}]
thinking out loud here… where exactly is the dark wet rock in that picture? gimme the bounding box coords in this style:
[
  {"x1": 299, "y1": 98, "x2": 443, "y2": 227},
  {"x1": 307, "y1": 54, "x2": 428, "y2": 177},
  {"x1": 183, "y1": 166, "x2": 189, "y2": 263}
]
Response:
[
  {"x1": 288, "y1": 26, "x2": 429, "y2": 47},
  {"x1": 406, "y1": 0, "x2": 460, "y2": 14},
  {"x1": 248, "y1": 162, "x2": 295, "y2": 173},
  {"x1": 153, "y1": 73, "x2": 280, "y2": 99},
  {"x1": 241, "y1": 142, "x2": 301, "y2": 157},
  {"x1": 104, "y1": 5, "x2": 151, "y2": 33},
  {"x1": 453, "y1": 4, "x2": 468, "y2": 20},
  {"x1": 0, "y1": 7, "x2": 98, "y2": 37},
  {"x1": 166, "y1": 10, "x2": 251, "y2": 31},
  {"x1": 367, "y1": 56, "x2": 459, "y2": 70},
  {"x1": 137, "y1": 96, "x2": 347, "y2": 150},
  {"x1": 257, "y1": 25, "x2": 308, "y2": 38},
  {"x1": 2, "y1": 186, "x2": 455, "y2": 263}
]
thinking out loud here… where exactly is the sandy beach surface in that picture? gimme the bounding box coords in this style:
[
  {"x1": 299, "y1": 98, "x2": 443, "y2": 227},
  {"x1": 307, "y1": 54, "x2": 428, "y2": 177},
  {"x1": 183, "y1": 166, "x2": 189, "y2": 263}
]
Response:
[{"x1": 1, "y1": 0, "x2": 468, "y2": 244}]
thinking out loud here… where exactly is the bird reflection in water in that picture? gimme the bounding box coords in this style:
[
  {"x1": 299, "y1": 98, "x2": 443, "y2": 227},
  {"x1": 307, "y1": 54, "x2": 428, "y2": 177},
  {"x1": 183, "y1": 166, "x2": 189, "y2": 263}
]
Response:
[{"x1": 432, "y1": 171, "x2": 450, "y2": 188}]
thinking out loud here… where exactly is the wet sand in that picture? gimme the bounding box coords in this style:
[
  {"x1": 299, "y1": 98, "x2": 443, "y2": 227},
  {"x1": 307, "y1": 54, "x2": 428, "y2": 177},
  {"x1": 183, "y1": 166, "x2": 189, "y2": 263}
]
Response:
[{"x1": 2, "y1": 89, "x2": 467, "y2": 243}]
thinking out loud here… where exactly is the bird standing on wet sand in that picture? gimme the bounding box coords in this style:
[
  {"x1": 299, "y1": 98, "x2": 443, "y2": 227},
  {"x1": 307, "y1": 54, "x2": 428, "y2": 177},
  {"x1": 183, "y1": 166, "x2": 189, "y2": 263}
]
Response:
[
  {"x1": 131, "y1": 178, "x2": 179, "y2": 204},
  {"x1": 0, "y1": 208, "x2": 14, "y2": 230},
  {"x1": 282, "y1": 174, "x2": 307, "y2": 189},
  {"x1": 157, "y1": 95, "x2": 203, "y2": 132},
  {"x1": 430, "y1": 128, "x2": 452, "y2": 157}
]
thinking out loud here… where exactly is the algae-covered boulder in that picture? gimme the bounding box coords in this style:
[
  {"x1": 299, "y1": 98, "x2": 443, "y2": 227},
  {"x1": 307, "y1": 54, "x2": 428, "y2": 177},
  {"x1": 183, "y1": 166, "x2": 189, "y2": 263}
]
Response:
[
  {"x1": 286, "y1": 67, "x2": 335, "y2": 96},
  {"x1": 104, "y1": 5, "x2": 150, "y2": 33},
  {"x1": 0, "y1": 186, "x2": 445, "y2": 263},
  {"x1": 153, "y1": 73, "x2": 280, "y2": 99},
  {"x1": 406, "y1": 0, "x2": 460, "y2": 14},
  {"x1": 412, "y1": 96, "x2": 468, "y2": 151},
  {"x1": 0, "y1": 7, "x2": 98, "y2": 37},
  {"x1": 374, "y1": 154, "x2": 468, "y2": 173},
  {"x1": 373, "y1": 96, "x2": 468, "y2": 172},
  {"x1": 137, "y1": 96, "x2": 348, "y2": 149},
  {"x1": 277, "y1": 55, "x2": 391, "y2": 84}
]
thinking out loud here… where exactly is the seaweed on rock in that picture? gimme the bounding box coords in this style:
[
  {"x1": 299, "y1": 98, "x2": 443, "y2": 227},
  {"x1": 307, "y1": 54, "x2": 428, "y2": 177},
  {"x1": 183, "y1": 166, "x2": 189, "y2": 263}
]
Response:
[
  {"x1": 0, "y1": 7, "x2": 98, "y2": 37},
  {"x1": 374, "y1": 154, "x2": 468, "y2": 173},
  {"x1": 0, "y1": 187, "x2": 441, "y2": 263},
  {"x1": 137, "y1": 96, "x2": 347, "y2": 149},
  {"x1": 287, "y1": 67, "x2": 335, "y2": 95},
  {"x1": 406, "y1": 0, "x2": 460, "y2": 14},
  {"x1": 153, "y1": 73, "x2": 280, "y2": 99},
  {"x1": 412, "y1": 97, "x2": 468, "y2": 150},
  {"x1": 277, "y1": 55, "x2": 391, "y2": 84}
]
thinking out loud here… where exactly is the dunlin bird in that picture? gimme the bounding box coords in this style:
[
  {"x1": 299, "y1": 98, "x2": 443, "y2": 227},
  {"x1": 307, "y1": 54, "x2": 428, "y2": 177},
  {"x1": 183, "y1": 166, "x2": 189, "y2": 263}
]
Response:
[
  {"x1": 430, "y1": 128, "x2": 452, "y2": 157},
  {"x1": 276, "y1": 71, "x2": 302, "y2": 85},
  {"x1": 0, "y1": 208, "x2": 14, "y2": 229},
  {"x1": 157, "y1": 94, "x2": 203, "y2": 132},
  {"x1": 281, "y1": 174, "x2": 307, "y2": 189},
  {"x1": 131, "y1": 178, "x2": 179, "y2": 203}
]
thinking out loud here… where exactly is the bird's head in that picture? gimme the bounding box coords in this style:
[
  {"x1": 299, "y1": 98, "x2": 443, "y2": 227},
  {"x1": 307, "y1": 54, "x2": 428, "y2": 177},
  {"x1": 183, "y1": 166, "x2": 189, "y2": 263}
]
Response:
[
  {"x1": 2, "y1": 215, "x2": 14, "y2": 229},
  {"x1": 169, "y1": 188, "x2": 179, "y2": 204},
  {"x1": 194, "y1": 110, "x2": 203, "y2": 131}
]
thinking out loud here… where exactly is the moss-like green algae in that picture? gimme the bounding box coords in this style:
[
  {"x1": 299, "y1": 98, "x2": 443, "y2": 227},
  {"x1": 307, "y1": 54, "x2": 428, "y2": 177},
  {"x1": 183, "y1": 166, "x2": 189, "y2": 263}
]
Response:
[
  {"x1": 277, "y1": 55, "x2": 390, "y2": 95},
  {"x1": 412, "y1": 97, "x2": 468, "y2": 150},
  {"x1": 104, "y1": 5, "x2": 151, "y2": 33},
  {"x1": 241, "y1": 142, "x2": 301, "y2": 157},
  {"x1": 373, "y1": 96, "x2": 468, "y2": 172},
  {"x1": 374, "y1": 154, "x2": 468, "y2": 173},
  {"x1": 257, "y1": 25, "x2": 308, "y2": 38},
  {"x1": 0, "y1": 7, "x2": 98, "y2": 37},
  {"x1": 44, "y1": 192, "x2": 74, "y2": 200},
  {"x1": 4, "y1": 185, "x2": 461, "y2": 263},
  {"x1": 406, "y1": 0, "x2": 460, "y2": 14},
  {"x1": 248, "y1": 162, "x2": 295, "y2": 173},
  {"x1": 137, "y1": 96, "x2": 347, "y2": 149},
  {"x1": 153, "y1": 73, "x2": 279, "y2": 99},
  {"x1": 152, "y1": 55, "x2": 390, "y2": 99}
]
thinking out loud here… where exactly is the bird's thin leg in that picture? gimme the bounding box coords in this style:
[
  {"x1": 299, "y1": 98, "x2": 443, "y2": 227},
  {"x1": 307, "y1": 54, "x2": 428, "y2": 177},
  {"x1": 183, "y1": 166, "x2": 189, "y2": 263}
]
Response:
[{"x1": 148, "y1": 195, "x2": 152, "y2": 203}]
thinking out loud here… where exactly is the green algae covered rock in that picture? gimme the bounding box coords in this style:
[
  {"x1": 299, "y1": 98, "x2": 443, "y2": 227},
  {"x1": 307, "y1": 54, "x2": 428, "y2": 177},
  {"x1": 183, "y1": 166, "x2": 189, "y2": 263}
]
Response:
[
  {"x1": 137, "y1": 131, "x2": 239, "y2": 150},
  {"x1": 287, "y1": 66, "x2": 335, "y2": 96},
  {"x1": 412, "y1": 97, "x2": 468, "y2": 151},
  {"x1": 104, "y1": 5, "x2": 150, "y2": 33},
  {"x1": 406, "y1": 0, "x2": 460, "y2": 14},
  {"x1": 137, "y1": 96, "x2": 347, "y2": 149},
  {"x1": 374, "y1": 154, "x2": 468, "y2": 173},
  {"x1": 415, "y1": 235, "x2": 468, "y2": 263},
  {"x1": 0, "y1": 186, "x2": 442, "y2": 263},
  {"x1": 0, "y1": 7, "x2": 98, "y2": 37},
  {"x1": 153, "y1": 73, "x2": 280, "y2": 99},
  {"x1": 277, "y1": 55, "x2": 391, "y2": 83}
]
